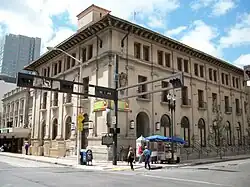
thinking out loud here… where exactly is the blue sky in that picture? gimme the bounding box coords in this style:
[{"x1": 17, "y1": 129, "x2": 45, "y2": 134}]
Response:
[{"x1": 0, "y1": 0, "x2": 250, "y2": 68}]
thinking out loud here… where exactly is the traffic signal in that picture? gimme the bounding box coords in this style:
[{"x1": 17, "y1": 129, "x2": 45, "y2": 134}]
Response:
[
  {"x1": 169, "y1": 78, "x2": 182, "y2": 88},
  {"x1": 82, "y1": 113, "x2": 89, "y2": 124},
  {"x1": 17, "y1": 72, "x2": 34, "y2": 87},
  {"x1": 60, "y1": 80, "x2": 74, "y2": 93}
]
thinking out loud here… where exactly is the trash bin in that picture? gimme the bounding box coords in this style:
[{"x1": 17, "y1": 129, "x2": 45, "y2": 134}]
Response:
[{"x1": 80, "y1": 149, "x2": 87, "y2": 165}]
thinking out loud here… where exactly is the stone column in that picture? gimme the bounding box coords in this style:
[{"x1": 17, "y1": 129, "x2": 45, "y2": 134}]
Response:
[
  {"x1": 57, "y1": 93, "x2": 64, "y2": 139},
  {"x1": 34, "y1": 91, "x2": 41, "y2": 139},
  {"x1": 45, "y1": 91, "x2": 52, "y2": 139},
  {"x1": 17, "y1": 100, "x2": 21, "y2": 128}
]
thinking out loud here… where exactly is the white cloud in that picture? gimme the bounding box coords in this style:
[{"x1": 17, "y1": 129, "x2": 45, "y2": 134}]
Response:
[
  {"x1": 233, "y1": 54, "x2": 250, "y2": 67},
  {"x1": 190, "y1": 0, "x2": 236, "y2": 16},
  {"x1": 211, "y1": 0, "x2": 235, "y2": 16},
  {"x1": 165, "y1": 26, "x2": 187, "y2": 37},
  {"x1": 220, "y1": 13, "x2": 250, "y2": 48},
  {"x1": 148, "y1": 16, "x2": 165, "y2": 28},
  {"x1": 0, "y1": 0, "x2": 180, "y2": 55},
  {"x1": 180, "y1": 20, "x2": 222, "y2": 57},
  {"x1": 43, "y1": 28, "x2": 75, "y2": 54},
  {"x1": 190, "y1": 0, "x2": 214, "y2": 10}
]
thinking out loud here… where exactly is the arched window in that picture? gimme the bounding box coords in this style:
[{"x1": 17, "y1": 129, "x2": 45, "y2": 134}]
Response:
[
  {"x1": 225, "y1": 121, "x2": 232, "y2": 145},
  {"x1": 181, "y1": 116, "x2": 190, "y2": 147},
  {"x1": 41, "y1": 121, "x2": 46, "y2": 140},
  {"x1": 160, "y1": 114, "x2": 171, "y2": 136},
  {"x1": 213, "y1": 121, "x2": 220, "y2": 146},
  {"x1": 65, "y1": 116, "x2": 72, "y2": 140},
  {"x1": 236, "y1": 122, "x2": 242, "y2": 145},
  {"x1": 198, "y1": 118, "x2": 206, "y2": 147},
  {"x1": 52, "y1": 119, "x2": 58, "y2": 140}
]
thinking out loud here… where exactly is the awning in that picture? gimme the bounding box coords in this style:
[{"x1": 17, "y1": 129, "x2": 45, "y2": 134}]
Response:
[{"x1": 0, "y1": 128, "x2": 31, "y2": 139}]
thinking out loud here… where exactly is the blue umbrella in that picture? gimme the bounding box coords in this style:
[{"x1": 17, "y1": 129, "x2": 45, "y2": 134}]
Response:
[
  {"x1": 145, "y1": 135, "x2": 170, "y2": 142},
  {"x1": 168, "y1": 136, "x2": 186, "y2": 144}
]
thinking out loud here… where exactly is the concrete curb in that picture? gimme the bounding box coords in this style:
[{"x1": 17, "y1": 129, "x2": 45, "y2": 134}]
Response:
[
  {"x1": 161, "y1": 156, "x2": 250, "y2": 169},
  {"x1": 1, "y1": 153, "x2": 249, "y2": 171}
]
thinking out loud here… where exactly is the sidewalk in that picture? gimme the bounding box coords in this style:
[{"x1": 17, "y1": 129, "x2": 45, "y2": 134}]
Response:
[{"x1": 0, "y1": 152, "x2": 249, "y2": 171}]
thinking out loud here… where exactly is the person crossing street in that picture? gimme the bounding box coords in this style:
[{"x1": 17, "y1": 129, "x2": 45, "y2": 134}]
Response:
[{"x1": 143, "y1": 146, "x2": 151, "y2": 170}]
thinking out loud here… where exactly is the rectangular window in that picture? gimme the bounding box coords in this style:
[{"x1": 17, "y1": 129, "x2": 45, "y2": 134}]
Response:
[
  {"x1": 134, "y1": 42, "x2": 141, "y2": 59},
  {"x1": 88, "y1": 45, "x2": 93, "y2": 60},
  {"x1": 236, "y1": 78, "x2": 239, "y2": 88},
  {"x1": 138, "y1": 75, "x2": 148, "y2": 99},
  {"x1": 66, "y1": 56, "x2": 71, "y2": 70},
  {"x1": 235, "y1": 98, "x2": 240, "y2": 114},
  {"x1": 212, "y1": 93, "x2": 217, "y2": 112},
  {"x1": 43, "y1": 68, "x2": 47, "y2": 77},
  {"x1": 71, "y1": 53, "x2": 76, "y2": 67},
  {"x1": 177, "y1": 57, "x2": 182, "y2": 71},
  {"x1": 225, "y1": 74, "x2": 229, "y2": 85},
  {"x1": 225, "y1": 96, "x2": 229, "y2": 109},
  {"x1": 232, "y1": 77, "x2": 235, "y2": 87},
  {"x1": 53, "y1": 63, "x2": 58, "y2": 76},
  {"x1": 200, "y1": 65, "x2": 204, "y2": 78},
  {"x1": 165, "y1": 53, "x2": 171, "y2": 67},
  {"x1": 157, "y1": 50, "x2": 163, "y2": 65},
  {"x1": 181, "y1": 86, "x2": 189, "y2": 105},
  {"x1": 82, "y1": 48, "x2": 87, "y2": 62},
  {"x1": 82, "y1": 77, "x2": 89, "y2": 99},
  {"x1": 58, "y1": 60, "x2": 62, "y2": 73},
  {"x1": 198, "y1": 89, "x2": 204, "y2": 108},
  {"x1": 161, "y1": 81, "x2": 169, "y2": 102},
  {"x1": 47, "y1": 67, "x2": 50, "y2": 77},
  {"x1": 184, "y1": 59, "x2": 189, "y2": 73},
  {"x1": 143, "y1": 45, "x2": 149, "y2": 61},
  {"x1": 209, "y1": 68, "x2": 213, "y2": 81},
  {"x1": 194, "y1": 63, "x2": 198, "y2": 76},
  {"x1": 221, "y1": 73, "x2": 225, "y2": 84}
]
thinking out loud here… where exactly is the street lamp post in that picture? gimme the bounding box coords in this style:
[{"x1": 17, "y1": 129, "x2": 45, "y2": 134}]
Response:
[
  {"x1": 167, "y1": 93, "x2": 176, "y2": 162},
  {"x1": 47, "y1": 46, "x2": 83, "y2": 165}
]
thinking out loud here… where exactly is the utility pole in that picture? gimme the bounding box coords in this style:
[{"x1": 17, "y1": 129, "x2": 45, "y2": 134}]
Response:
[
  {"x1": 167, "y1": 92, "x2": 176, "y2": 162},
  {"x1": 113, "y1": 54, "x2": 119, "y2": 165}
]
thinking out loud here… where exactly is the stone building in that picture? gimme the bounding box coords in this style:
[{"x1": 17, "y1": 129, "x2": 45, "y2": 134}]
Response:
[
  {"x1": 0, "y1": 87, "x2": 32, "y2": 153},
  {"x1": 24, "y1": 5, "x2": 249, "y2": 159}
]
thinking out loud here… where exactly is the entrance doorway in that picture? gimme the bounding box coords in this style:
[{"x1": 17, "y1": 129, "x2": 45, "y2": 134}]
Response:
[{"x1": 136, "y1": 112, "x2": 150, "y2": 138}]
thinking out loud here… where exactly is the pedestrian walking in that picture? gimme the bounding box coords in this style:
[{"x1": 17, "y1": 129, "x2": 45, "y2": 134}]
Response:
[
  {"x1": 127, "y1": 145, "x2": 131, "y2": 165},
  {"x1": 127, "y1": 147, "x2": 135, "y2": 170},
  {"x1": 143, "y1": 146, "x2": 151, "y2": 170},
  {"x1": 138, "y1": 145, "x2": 143, "y2": 163},
  {"x1": 24, "y1": 142, "x2": 29, "y2": 155}
]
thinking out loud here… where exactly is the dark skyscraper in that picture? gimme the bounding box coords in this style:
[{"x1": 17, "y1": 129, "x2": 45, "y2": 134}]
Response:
[{"x1": 0, "y1": 34, "x2": 41, "y2": 77}]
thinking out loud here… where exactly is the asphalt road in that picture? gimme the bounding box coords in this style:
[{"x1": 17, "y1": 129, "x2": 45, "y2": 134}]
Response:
[{"x1": 0, "y1": 156, "x2": 250, "y2": 187}]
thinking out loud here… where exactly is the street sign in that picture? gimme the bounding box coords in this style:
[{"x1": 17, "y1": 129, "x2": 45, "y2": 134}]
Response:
[
  {"x1": 101, "y1": 134, "x2": 113, "y2": 146},
  {"x1": 95, "y1": 86, "x2": 116, "y2": 100}
]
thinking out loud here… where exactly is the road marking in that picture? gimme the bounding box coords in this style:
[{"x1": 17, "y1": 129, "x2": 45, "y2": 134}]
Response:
[{"x1": 143, "y1": 174, "x2": 233, "y2": 187}]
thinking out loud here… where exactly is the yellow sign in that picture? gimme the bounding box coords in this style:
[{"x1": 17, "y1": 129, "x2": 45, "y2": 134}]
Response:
[
  {"x1": 77, "y1": 114, "x2": 84, "y2": 131},
  {"x1": 78, "y1": 122, "x2": 83, "y2": 131},
  {"x1": 77, "y1": 114, "x2": 84, "y2": 122}
]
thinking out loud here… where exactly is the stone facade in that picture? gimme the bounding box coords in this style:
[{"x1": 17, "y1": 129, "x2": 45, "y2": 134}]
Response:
[
  {"x1": 1, "y1": 87, "x2": 32, "y2": 129},
  {"x1": 25, "y1": 5, "x2": 249, "y2": 160}
]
